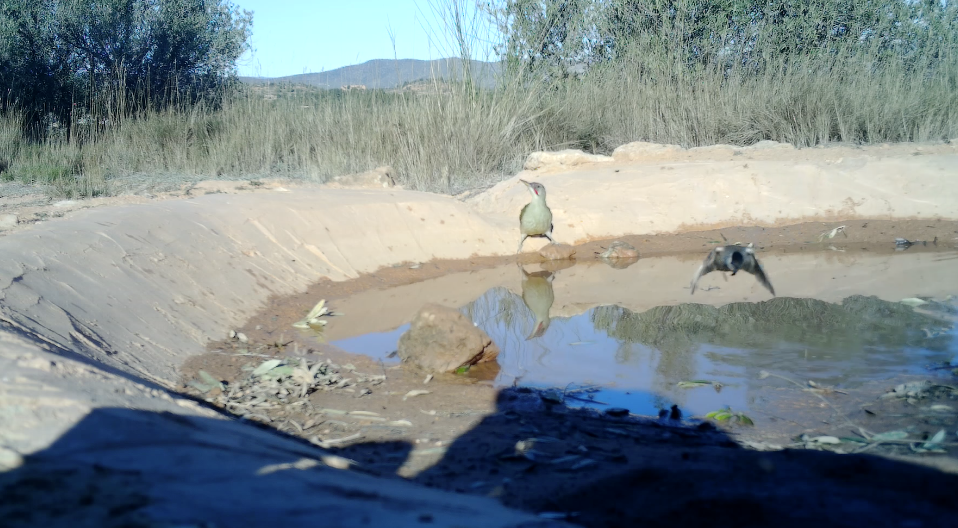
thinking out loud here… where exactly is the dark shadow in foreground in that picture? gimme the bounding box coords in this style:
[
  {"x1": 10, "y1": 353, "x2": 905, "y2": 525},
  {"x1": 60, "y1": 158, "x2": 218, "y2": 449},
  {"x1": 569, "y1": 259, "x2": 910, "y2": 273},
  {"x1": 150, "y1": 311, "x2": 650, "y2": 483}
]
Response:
[
  {"x1": 405, "y1": 387, "x2": 958, "y2": 528},
  {"x1": 0, "y1": 407, "x2": 564, "y2": 528},
  {"x1": 4, "y1": 391, "x2": 957, "y2": 528}
]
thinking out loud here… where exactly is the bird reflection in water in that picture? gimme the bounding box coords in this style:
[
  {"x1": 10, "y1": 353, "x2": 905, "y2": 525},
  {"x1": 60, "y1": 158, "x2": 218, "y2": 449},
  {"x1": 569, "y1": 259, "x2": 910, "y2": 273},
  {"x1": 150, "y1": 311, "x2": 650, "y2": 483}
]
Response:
[{"x1": 519, "y1": 265, "x2": 556, "y2": 340}]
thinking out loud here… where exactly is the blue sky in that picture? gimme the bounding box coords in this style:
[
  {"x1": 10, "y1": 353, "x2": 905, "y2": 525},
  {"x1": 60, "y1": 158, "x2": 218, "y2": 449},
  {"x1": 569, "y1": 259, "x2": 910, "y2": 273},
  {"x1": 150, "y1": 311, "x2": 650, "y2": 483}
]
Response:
[{"x1": 233, "y1": 1, "x2": 489, "y2": 78}]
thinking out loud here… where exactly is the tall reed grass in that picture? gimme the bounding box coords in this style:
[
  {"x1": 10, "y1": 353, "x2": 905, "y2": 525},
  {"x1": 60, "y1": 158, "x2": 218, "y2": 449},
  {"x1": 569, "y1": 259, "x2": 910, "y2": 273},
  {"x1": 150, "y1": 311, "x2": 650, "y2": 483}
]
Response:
[
  {"x1": 1, "y1": 13, "x2": 956, "y2": 199},
  {"x1": 0, "y1": 74, "x2": 563, "y2": 197}
]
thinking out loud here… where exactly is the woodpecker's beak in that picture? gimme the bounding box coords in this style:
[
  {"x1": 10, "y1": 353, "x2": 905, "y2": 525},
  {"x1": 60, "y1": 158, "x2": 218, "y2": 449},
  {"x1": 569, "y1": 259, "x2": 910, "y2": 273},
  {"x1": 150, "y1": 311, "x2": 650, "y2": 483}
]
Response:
[{"x1": 519, "y1": 179, "x2": 537, "y2": 196}]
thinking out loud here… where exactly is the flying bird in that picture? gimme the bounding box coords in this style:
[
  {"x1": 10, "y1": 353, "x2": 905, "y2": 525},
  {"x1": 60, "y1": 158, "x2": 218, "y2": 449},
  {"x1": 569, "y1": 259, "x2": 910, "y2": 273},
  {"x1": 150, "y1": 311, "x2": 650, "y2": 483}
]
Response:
[
  {"x1": 517, "y1": 179, "x2": 554, "y2": 254},
  {"x1": 690, "y1": 243, "x2": 775, "y2": 296}
]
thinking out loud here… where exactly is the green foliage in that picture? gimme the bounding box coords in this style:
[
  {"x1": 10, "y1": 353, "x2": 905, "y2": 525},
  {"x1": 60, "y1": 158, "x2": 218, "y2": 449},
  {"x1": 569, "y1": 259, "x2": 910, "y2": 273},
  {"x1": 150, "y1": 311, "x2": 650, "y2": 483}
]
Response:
[
  {"x1": 706, "y1": 406, "x2": 754, "y2": 425},
  {"x1": 490, "y1": 0, "x2": 958, "y2": 76},
  {"x1": 0, "y1": 0, "x2": 252, "y2": 131},
  {"x1": 488, "y1": 0, "x2": 601, "y2": 77}
]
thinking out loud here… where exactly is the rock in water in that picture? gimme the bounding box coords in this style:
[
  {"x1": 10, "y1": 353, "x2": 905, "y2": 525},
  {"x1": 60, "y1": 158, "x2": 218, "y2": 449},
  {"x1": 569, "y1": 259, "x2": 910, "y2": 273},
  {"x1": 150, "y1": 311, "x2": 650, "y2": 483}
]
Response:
[
  {"x1": 539, "y1": 243, "x2": 576, "y2": 260},
  {"x1": 597, "y1": 241, "x2": 639, "y2": 259},
  {"x1": 597, "y1": 241, "x2": 640, "y2": 269},
  {"x1": 398, "y1": 304, "x2": 500, "y2": 373}
]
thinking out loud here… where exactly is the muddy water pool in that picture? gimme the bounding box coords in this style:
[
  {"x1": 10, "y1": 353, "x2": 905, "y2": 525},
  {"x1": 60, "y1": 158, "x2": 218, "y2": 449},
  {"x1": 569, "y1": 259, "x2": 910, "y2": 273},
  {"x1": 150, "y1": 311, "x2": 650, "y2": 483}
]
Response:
[{"x1": 317, "y1": 248, "x2": 958, "y2": 421}]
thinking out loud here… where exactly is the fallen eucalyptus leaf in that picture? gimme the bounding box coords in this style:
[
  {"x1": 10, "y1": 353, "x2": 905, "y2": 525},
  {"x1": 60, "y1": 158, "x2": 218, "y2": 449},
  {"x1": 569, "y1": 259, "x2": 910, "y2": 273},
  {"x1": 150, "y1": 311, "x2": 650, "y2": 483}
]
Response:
[
  {"x1": 817, "y1": 225, "x2": 847, "y2": 242},
  {"x1": 196, "y1": 370, "x2": 223, "y2": 390},
  {"x1": 810, "y1": 436, "x2": 841, "y2": 445},
  {"x1": 306, "y1": 299, "x2": 327, "y2": 318},
  {"x1": 923, "y1": 429, "x2": 947, "y2": 449},
  {"x1": 188, "y1": 380, "x2": 214, "y2": 393},
  {"x1": 569, "y1": 459, "x2": 596, "y2": 470},
  {"x1": 262, "y1": 365, "x2": 294, "y2": 379},
  {"x1": 321, "y1": 455, "x2": 354, "y2": 470},
  {"x1": 839, "y1": 437, "x2": 868, "y2": 444},
  {"x1": 677, "y1": 380, "x2": 713, "y2": 389},
  {"x1": 252, "y1": 359, "x2": 282, "y2": 376},
  {"x1": 403, "y1": 390, "x2": 431, "y2": 401},
  {"x1": 293, "y1": 299, "x2": 338, "y2": 329}
]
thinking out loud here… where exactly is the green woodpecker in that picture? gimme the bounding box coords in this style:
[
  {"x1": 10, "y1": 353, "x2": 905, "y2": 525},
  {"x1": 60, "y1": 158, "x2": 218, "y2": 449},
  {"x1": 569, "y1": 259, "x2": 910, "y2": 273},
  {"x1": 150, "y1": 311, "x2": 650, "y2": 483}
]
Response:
[{"x1": 517, "y1": 179, "x2": 555, "y2": 253}]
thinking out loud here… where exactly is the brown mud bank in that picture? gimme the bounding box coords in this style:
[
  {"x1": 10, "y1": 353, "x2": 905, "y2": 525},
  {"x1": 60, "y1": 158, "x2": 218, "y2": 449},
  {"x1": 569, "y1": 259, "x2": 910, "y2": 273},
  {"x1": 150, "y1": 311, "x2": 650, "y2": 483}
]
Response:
[{"x1": 2, "y1": 141, "x2": 958, "y2": 527}]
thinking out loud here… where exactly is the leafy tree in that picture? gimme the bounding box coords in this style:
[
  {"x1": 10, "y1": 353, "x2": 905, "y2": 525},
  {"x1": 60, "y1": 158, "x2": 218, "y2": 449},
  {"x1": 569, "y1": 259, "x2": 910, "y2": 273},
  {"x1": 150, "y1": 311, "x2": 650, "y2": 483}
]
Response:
[
  {"x1": 489, "y1": 0, "x2": 958, "y2": 77},
  {"x1": 0, "y1": 0, "x2": 252, "y2": 134},
  {"x1": 0, "y1": 1, "x2": 76, "y2": 130},
  {"x1": 489, "y1": 0, "x2": 601, "y2": 78}
]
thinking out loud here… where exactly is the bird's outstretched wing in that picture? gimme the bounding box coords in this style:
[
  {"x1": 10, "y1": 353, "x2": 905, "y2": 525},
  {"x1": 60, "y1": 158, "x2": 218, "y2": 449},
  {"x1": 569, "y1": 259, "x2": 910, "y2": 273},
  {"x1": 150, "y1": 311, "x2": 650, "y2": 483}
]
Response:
[
  {"x1": 690, "y1": 247, "x2": 722, "y2": 295},
  {"x1": 742, "y1": 251, "x2": 775, "y2": 296}
]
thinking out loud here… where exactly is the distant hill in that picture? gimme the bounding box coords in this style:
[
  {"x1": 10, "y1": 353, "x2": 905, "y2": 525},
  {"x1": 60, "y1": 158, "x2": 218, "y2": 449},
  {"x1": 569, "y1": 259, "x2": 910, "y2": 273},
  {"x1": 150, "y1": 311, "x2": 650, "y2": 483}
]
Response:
[{"x1": 240, "y1": 58, "x2": 500, "y2": 90}]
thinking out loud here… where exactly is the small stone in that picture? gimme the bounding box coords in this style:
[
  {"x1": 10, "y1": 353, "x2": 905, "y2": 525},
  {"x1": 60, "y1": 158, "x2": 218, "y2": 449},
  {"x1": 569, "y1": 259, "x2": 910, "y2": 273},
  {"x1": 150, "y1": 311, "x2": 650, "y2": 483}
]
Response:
[
  {"x1": 597, "y1": 241, "x2": 640, "y2": 269},
  {"x1": 0, "y1": 214, "x2": 18, "y2": 231},
  {"x1": 236, "y1": 332, "x2": 249, "y2": 343},
  {"x1": 605, "y1": 407, "x2": 630, "y2": 417},
  {"x1": 229, "y1": 330, "x2": 237, "y2": 339},
  {"x1": 597, "y1": 240, "x2": 639, "y2": 259},
  {"x1": 539, "y1": 243, "x2": 576, "y2": 260},
  {"x1": 669, "y1": 405, "x2": 682, "y2": 420}
]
